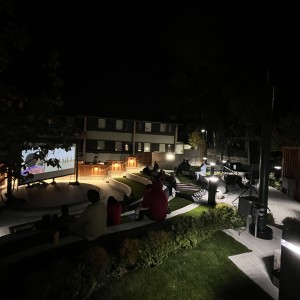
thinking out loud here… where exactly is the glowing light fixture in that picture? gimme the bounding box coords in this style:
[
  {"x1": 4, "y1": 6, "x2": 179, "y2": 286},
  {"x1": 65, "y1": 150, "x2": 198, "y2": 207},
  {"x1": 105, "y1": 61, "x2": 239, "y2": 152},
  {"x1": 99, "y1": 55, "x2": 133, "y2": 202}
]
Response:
[
  {"x1": 166, "y1": 153, "x2": 175, "y2": 161},
  {"x1": 281, "y1": 239, "x2": 300, "y2": 256}
]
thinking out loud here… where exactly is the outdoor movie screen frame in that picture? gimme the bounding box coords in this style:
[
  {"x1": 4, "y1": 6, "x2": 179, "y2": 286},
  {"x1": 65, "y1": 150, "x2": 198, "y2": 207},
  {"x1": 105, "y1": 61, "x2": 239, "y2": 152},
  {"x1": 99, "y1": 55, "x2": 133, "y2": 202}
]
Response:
[{"x1": 19, "y1": 145, "x2": 76, "y2": 185}]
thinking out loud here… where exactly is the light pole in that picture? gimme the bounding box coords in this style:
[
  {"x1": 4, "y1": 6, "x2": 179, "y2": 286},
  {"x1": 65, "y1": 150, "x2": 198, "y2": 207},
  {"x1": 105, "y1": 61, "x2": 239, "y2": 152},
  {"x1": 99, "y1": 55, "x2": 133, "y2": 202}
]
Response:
[
  {"x1": 207, "y1": 176, "x2": 218, "y2": 206},
  {"x1": 201, "y1": 129, "x2": 208, "y2": 157},
  {"x1": 201, "y1": 129, "x2": 207, "y2": 144}
]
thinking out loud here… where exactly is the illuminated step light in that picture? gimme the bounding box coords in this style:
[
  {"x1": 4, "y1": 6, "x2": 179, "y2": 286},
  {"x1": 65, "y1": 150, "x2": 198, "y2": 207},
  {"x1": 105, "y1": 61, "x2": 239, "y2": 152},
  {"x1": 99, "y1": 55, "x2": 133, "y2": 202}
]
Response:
[{"x1": 281, "y1": 239, "x2": 300, "y2": 256}]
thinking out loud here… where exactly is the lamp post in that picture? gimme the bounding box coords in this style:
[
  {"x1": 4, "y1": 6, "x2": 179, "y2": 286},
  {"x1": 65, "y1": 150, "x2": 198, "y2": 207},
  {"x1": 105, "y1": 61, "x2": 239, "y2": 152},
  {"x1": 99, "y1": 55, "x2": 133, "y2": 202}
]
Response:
[
  {"x1": 201, "y1": 129, "x2": 208, "y2": 157},
  {"x1": 201, "y1": 129, "x2": 207, "y2": 144},
  {"x1": 208, "y1": 176, "x2": 218, "y2": 206}
]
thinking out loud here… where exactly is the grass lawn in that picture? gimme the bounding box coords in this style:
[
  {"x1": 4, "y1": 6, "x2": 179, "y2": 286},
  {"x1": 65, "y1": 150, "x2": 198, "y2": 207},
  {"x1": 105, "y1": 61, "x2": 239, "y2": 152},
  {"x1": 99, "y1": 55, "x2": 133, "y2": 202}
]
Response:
[
  {"x1": 94, "y1": 175, "x2": 273, "y2": 299},
  {"x1": 90, "y1": 230, "x2": 273, "y2": 300}
]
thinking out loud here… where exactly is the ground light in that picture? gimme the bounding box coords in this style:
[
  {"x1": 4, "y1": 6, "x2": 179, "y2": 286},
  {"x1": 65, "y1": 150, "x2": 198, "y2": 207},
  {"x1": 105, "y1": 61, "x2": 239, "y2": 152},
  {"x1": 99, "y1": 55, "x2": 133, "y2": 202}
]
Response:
[
  {"x1": 279, "y1": 225, "x2": 300, "y2": 299},
  {"x1": 209, "y1": 162, "x2": 215, "y2": 175},
  {"x1": 207, "y1": 176, "x2": 218, "y2": 206}
]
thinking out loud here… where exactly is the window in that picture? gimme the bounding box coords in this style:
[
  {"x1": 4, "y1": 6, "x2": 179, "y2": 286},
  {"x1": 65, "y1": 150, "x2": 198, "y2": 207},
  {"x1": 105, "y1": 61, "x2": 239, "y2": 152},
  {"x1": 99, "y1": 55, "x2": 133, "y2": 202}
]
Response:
[
  {"x1": 123, "y1": 120, "x2": 130, "y2": 131},
  {"x1": 115, "y1": 141, "x2": 122, "y2": 151},
  {"x1": 160, "y1": 123, "x2": 166, "y2": 132},
  {"x1": 137, "y1": 143, "x2": 142, "y2": 152},
  {"x1": 144, "y1": 143, "x2": 150, "y2": 152},
  {"x1": 116, "y1": 120, "x2": 123, "y2": 130},
  {"x1": 145, "y1": 122, "x2": 151, "y2": 132},
  {"x1": 97, "y1": 141, "x2": 105, "y2": 150},
  {"x1": 159, "y1": 144, "x2": 166, "y2": 152},
  {"x1": 168, "y1": 124, "x2": 172, "y2": 133},
  {"x1": 98, "y1": 118, "x2": 106, "y2": 129},
  {"x1": 137, "y1": 122, "x2": 143, "y2": 131},
  {"x1": 125, "y1": 143, "x2": 129, "y2": 151}
]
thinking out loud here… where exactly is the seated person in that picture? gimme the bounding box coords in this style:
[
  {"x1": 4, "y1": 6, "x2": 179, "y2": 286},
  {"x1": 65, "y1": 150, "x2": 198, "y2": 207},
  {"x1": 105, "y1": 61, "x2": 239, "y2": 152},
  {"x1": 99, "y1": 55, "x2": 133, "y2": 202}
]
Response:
[
  {"x1": 106, "y1": 196, "x2": 122, "y2": 226},
  {"x1": 70, "y1": 189, "x2": 106, "y2": 241},
  {"x1": 153, "y1": 161, "x2": 159, "y2": 172},
  {"x1": 174, "y1": 159, "x2": 186, "y2": 175},
  {"x1": 195, "y1": 160, "x2": 207, "y2": 180},
  {"x1": 56, "y1": 204, "x2": 76, "y2": 237},
  {"x1": 184, "y1": 159, "x2": 191, "y2": 171},
  {"x1": 162, "y1": 172, "x2": 177, "y2": 197},
  {"x1": 34, "y1": 213, "x2": 53, "y2": 230},
  {"x1": 121, "y1": 193, "x2": 136, "y2": 211},
  {"x1": 136, "y1": 179, "x2": 169, "y2": 221},
  {"x1": 142, "y1": 165, "x2": 152, "y2": 176}
]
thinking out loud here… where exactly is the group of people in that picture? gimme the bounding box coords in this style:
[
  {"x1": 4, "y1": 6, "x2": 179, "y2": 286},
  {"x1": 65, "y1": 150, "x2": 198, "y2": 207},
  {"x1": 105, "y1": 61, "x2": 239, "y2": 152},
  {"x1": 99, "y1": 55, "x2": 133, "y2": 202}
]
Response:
[
  {"x1": 174, "y1": 159, "x2": 191, "y2": 175},
  {"x1": 70, "y1": 189, "x2": 132, "y2": 241},
  {"x1": 142, "y1": 161, "x2": 160, "y2": 176},
  {"x1": 33, "y1": 189, "x2": 126, "y2": 242},
  {"x1": 33, "y1": 171, "x2": 175, "y2": 242}
]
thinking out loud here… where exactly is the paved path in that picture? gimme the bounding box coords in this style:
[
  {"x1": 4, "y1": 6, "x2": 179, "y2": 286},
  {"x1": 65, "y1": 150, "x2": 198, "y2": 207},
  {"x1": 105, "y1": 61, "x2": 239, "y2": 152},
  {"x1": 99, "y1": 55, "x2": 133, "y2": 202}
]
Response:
[{"x1": 0, "y1": 177, "x2": 125, "y2": 236}]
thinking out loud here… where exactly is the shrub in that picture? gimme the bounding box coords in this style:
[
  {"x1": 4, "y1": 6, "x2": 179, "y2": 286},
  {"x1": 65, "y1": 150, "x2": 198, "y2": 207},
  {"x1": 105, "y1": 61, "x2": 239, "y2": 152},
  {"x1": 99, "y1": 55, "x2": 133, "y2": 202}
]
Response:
[
  {"x1": 16, "y1": 204, "x2": 245, "y2": 299},
  {"x1": 118, "y1": 238, "x2": 142, "y2": 270},
  {"x1": 139, "y1": 230, "x2": 176, "y2": 268}
]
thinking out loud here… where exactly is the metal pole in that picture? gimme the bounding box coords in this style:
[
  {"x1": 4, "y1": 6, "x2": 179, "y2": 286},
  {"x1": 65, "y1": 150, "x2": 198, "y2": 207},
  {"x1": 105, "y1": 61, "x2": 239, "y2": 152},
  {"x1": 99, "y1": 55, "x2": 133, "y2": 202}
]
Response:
[{"x1": 251, "y1": 71, "x2": 274, "y2": 240}]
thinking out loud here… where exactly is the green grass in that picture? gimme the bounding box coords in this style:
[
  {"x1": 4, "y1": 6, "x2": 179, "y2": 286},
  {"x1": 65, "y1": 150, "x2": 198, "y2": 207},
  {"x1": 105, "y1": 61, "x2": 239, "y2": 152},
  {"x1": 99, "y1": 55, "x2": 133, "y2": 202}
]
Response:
[
  {"x1": 105, "y1": 174, "x2": 273, "y2": 300},
  {"x1": 115, "y1": 177, "x2": 146, "y2": 200},
  {"x1": 115, "y1": 176, "x2": 204, "y2": 223},
  {"x1": 90, "y1": 231, "x2": 273, "y2": 300}
]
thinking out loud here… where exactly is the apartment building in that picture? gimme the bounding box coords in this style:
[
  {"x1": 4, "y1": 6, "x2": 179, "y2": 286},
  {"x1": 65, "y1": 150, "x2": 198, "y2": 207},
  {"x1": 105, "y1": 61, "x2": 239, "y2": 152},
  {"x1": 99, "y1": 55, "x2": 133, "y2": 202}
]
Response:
[{"x1": 72, "y1": 115, "x2": 181, "y2": 167}]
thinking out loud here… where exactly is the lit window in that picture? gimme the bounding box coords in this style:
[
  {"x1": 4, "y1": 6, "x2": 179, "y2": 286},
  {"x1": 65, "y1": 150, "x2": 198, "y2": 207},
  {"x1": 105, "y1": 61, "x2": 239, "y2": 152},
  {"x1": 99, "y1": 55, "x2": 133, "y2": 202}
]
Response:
[
  {"x1": 159, "y1": 144, "x2": 166, "y2": 152},
  {"x1": 144, "y1": 143, "x2": 150, "y2": 152},
  {"x1": 125, "y1": 144, "x2": 129, "y2": 151},
  {"x1": 145, "y1": 122, "x2": 151, "y2": 132}
]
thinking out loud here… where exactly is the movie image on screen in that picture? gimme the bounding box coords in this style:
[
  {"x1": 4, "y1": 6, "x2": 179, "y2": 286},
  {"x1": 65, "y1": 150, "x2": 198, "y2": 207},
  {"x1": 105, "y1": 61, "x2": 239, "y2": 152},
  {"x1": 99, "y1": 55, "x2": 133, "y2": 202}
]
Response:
[{"x1": 19, "y1": 145, "x2": 76, "y2": 185}]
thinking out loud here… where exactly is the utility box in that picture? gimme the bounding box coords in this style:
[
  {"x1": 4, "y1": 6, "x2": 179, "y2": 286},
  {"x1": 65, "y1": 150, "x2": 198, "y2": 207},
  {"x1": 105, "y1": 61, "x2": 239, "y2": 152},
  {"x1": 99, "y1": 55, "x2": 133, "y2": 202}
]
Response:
[
  {"x1": 282, "y1": 177, "x2": 296, "y2": 199},
  {"x1": 238, "y1": 196, "x2": 258, "y2": 217},
  {"x1": 238, "y1": 196, "x2": 259, "y2": 233}
]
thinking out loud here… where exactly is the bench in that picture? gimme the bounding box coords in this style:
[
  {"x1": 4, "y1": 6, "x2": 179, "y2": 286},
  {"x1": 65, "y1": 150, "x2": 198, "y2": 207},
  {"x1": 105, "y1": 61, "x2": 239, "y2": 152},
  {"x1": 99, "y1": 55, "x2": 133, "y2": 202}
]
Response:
[
  {"x1": 0, "y1": 190, "x2": 181, "y2": 268},
  {"x1": 0, "y1": 216, "x2": 158, "y2": 269},
  {"x1": 9, "y1": 222, "x2": 36, "y2": 234}
]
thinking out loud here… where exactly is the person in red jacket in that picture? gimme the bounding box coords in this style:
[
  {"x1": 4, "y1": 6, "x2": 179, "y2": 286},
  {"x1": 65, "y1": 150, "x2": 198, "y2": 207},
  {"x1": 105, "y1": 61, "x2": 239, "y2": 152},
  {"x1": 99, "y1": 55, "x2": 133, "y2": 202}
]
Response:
[
  {"x1": 137, "y1": 179, "x2": 169, "y2": 221},
  {"x1": 106, "y1": 195, "x2": 122, "y2": 226}
]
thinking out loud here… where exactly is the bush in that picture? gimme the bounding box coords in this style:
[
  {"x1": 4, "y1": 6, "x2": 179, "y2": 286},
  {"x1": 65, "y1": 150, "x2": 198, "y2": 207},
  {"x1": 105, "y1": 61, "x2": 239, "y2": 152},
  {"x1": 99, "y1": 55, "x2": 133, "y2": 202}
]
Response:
[{"x1": 16, "y1": 204, "x2": 245, "y2": 299}]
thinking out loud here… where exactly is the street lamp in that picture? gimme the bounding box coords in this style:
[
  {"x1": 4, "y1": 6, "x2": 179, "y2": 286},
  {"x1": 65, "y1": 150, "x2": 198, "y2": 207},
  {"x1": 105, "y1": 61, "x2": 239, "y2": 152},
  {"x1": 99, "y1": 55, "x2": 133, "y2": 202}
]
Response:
[{"x1": 201, "y1": 129, "x2": 207, "y2": 144}]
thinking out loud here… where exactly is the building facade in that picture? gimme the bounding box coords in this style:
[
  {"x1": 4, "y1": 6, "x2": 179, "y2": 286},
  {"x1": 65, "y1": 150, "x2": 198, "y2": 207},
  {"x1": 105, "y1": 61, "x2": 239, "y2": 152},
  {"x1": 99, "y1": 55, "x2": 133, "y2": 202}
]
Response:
[{"x1": 72, "y1": 115, "x2": 181, "y2": 166}]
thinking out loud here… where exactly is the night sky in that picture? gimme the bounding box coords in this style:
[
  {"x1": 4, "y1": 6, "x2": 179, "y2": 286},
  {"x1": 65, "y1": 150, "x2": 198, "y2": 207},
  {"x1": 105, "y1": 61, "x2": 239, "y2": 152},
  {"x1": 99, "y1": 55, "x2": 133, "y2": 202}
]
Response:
[{"x1": 13, "y1": 2, "x2": 300, "y2": 123}]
